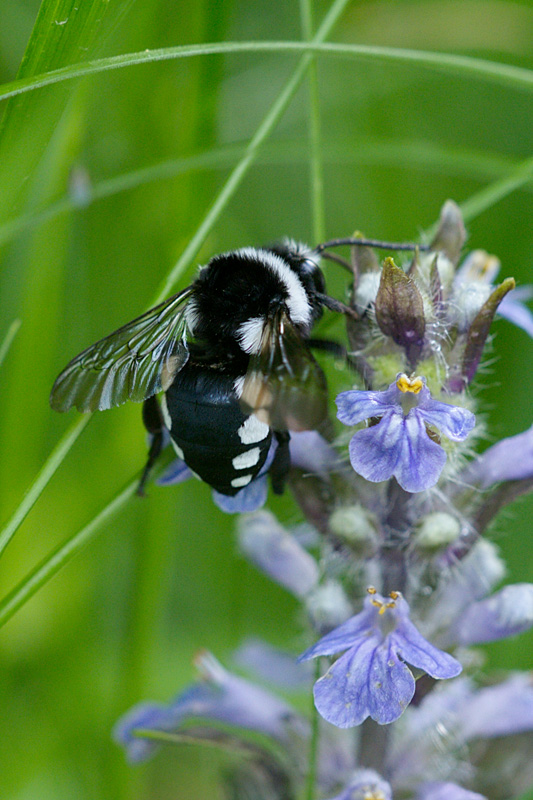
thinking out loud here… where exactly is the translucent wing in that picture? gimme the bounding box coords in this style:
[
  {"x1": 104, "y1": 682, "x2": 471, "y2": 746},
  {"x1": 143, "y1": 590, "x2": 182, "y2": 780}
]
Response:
[
  {"x1": 50, "y1": 287, "x2": 193, "y2": 413},
  {"x1": 240, "y1": 310, "x2": 328, "y2": 431}
]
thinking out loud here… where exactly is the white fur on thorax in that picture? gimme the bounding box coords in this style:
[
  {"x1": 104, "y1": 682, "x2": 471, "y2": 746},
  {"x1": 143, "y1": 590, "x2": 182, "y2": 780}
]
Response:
[{"x1": 237, "y1": 316, "x2": 265, "y2": 355}]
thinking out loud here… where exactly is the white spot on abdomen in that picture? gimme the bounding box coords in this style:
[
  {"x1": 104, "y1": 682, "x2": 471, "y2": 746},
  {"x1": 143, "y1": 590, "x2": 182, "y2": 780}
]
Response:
[
  {"x1": 231, "y1": 474, "x2": 253, "y2": 488},
  {"x1": 238, "y1": 414, "x2": 269, "y2": 444},
  {"x1": 232, "y1": 447, "x2": 261, "y2": 470}
]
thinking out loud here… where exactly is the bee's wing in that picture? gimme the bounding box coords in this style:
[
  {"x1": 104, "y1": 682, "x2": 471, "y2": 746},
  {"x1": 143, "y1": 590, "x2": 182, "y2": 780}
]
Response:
[
  {"x1": 50, "y1": 287, "x2": 193, "y2": 413},
  {"x1": 240, "y1": 311, "x2": 328, "y2": 431}
]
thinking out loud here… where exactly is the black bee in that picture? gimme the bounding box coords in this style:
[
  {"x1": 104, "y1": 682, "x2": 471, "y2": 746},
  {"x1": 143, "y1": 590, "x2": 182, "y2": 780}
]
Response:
[{"x1": 50, "y1": 237, "x2": 422, "y2": 500}]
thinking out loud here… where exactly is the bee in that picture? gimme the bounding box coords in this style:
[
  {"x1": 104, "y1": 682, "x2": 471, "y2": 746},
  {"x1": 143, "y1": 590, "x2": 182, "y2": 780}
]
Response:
[{"x1": 50, "y1": 237, "x2": 423, "y2": 501}]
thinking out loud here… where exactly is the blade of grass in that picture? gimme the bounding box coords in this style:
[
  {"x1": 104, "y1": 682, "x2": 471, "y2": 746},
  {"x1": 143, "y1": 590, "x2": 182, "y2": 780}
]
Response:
[
  {"x1": 1, "y1": 140, "x2": 532, "y2": 251},
  {"x1": 0, "y1": 414, "x2": 90, "y2": 557},
  {"x1": 0, "y1": 476, "x2": 137, "y2": 629},
  {"x1": 1, "y1": 41, "x2": 533, "y2": 106},
  {"x1": 422, "y1": 152, "x2": 533, "y2": 240},
  {"x1": 0, "y1": 0, "x2": 136, "y2": 222},
  {"x1": 460, "y1": 153, "x2": 533, "y2": 224},
  {"x1": 0, "y1": 318, "x2": 21, "y2": 369},
  {"x1": 300, "y1": 0, "x2": 326, "y2": 243},
  {"x1": 153, "y1": 0, "x2": 353, "y2": 302}
]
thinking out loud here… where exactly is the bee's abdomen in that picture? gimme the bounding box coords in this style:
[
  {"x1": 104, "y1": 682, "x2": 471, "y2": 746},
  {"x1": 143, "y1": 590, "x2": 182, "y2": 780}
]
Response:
[{"x1": 163, "y1": 365, "x2": 271, "y2": 496}]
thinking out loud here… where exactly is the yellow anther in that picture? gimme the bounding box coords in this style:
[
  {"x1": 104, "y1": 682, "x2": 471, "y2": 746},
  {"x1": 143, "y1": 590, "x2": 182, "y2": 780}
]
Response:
[
  {"x1": 367, "y1": 586, "x2": 377, "y2": 595},
  {"x1": 396, "y1": 373, "x2": 423, "y2": 394},
  {"x1": 389, "y1": 591, "x2": 400, "y2": 600},
  {"x1": 378, "y1": 604, "x2": 387, "y2": 615}
]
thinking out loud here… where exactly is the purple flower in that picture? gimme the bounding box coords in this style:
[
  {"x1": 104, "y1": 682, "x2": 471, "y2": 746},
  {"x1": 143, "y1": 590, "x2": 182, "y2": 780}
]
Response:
[
  {"x1": 452, "y1": 250, "x2": 533, "y2": 337},
  {"x1": 462, "y1": 423, "x2": 533, "y2": 487},
  {"x1": 336, "y1": 374, "x2": 475, "y2": 493},
  {"x1": 390, "y1": 672, "x2": 533, "y2": 798},
  {"x1": 416, "y1": 782, "x2": 486, "y2": 800},
  {"x1": 324, "y1": 769, "x2": 393, "y2": 800},
  {"x1": 114, "y1": 651, "x2": 307, "y2": 763},
  {"x1": 451, "y1": 583, "x2": 533, "y2": 645},
  {"x1": 238, "y1": 510, "x2": 319, "y2": 597},
  {"x1": 298, "y1": 588, "x2": 461, "y2": 728}
]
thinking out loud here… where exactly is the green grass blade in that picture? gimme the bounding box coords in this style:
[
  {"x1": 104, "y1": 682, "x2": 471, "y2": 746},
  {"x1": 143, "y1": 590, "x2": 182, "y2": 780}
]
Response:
[
  {"x1": 0, "y1": 318, "x2": 21, "y2": 369},
  {"x1": 1, "y1": 41, "x2": 533, "y2": 106},
  {"x1": 0, "y1": 414, "x2": 91, "y2": 557},
  {"x1": 460, "y1": 153, "x2": 533, "y2": 224},
  {"x1": 0, "y1": 140, "x2": 531, "y2": 251},
  {"x1": 153, "y1": 0, "x2": 352, "y2": 302},
  {"x1": 300, "y1": 0, "x2": 326, "y2": 243},
  {"x1": 0, "y1": 476, "x2": 137, "y2": 630},
  {"x1": 0, "y1": 0, "x2": 135, "y2": 222}
]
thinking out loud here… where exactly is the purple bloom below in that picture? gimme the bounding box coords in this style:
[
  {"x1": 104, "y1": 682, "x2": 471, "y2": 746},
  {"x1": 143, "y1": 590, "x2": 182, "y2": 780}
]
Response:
[
  {"x1": 298, "y1": 588, "x2": 461, "y2": 728},
  {"x1": 336, "y1": 374, "x2": 475, "y2": 493}
]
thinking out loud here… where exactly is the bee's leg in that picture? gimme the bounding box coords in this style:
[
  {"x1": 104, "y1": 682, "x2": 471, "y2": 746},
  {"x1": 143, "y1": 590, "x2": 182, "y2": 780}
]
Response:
[
  {"x1": 137, "y1": 395, "x2": 164, "y2": 496},
  {"x1": 269, "y1": 431, "x2": 291, "y2": 495},
  {"x1": 315, "y1": 292, "x2": 359, "y2": 319},
  {"x1": 308, "y1": 338, "x2": 346, "y2": 359}
]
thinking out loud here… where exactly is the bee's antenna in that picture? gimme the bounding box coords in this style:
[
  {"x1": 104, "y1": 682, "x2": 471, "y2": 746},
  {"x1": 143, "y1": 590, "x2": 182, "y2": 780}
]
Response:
[{"x1": 315, "y1": 237, "x2": 429, "y2": 254}]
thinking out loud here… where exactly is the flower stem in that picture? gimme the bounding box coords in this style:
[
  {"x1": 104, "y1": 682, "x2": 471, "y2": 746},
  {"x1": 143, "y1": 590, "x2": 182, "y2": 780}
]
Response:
[{"x1": 358, "y1": 718, "x2": 390, "y2": 773}]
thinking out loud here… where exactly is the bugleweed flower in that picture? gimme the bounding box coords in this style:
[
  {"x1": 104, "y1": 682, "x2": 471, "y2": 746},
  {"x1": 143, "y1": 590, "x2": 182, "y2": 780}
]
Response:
[
  {"x1": 336, "y1": 374, "x2": 475, "y2": 492},
  {"x1": 114, "y1": 651, "x2": 308, "y2": 763},
  {"x1": 298, "y1": 588, "x2": 461, "y2": 727},
  {"x1": 117, "y1": 201, "x2": 533, "y2": 800},
  {"x1": 325, "y1": 768, "x2": 393, "y2": 800}
]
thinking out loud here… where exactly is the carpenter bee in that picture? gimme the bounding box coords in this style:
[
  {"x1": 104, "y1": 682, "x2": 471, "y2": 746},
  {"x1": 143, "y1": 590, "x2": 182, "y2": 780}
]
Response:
[{"x1": 50, "y1": 237, "x2": 423, "y2": 501}]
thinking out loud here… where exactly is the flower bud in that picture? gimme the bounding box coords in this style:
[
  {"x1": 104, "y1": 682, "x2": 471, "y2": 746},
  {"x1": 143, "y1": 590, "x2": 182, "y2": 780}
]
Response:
[
  {"x1": 305, "y1": 580, "x2": 353, "y2": 632},
  {"x1": 415, "y1": 512, "x2": 461, "y2": 552},
  {"x1": 329, "y1": 504, "x2": 378, "y2": 556}
]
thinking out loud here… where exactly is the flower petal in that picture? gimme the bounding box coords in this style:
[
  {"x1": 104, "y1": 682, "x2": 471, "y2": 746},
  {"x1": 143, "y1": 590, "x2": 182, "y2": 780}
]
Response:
[
  {"x1": 453, "y1": 583, "x2": 533, "y2": 645},
  {"x1": 418, "y1": 396, "x2": 476, "y2": 441},
  {"x1": 336, "y1": 384, "x2": 398, "y2": 426},
  {"x1": 238, "y1": 511, "x2": 319, "y2": 597},
  {"x1": 113, "y1": 702, "x2": 171, "y2": 763},
  {"x1": 212, "y1": 474, "x2": 268, "y2": 513},
  {"x1": 498, "y1": 291, "x2": 533, "y2": 337},
  {"x1": 463, "y1": 424, "x2": 533, "y2": 487},
  {"x1": 348, "y1": 410, "x2": 403, "y2": 483},
  {"x1": 298, "y1": 605, "x2": 376, "y2": 661},
  {"x1": 394, "y1": 413, "x2": 447, "y2": 493},
  {"x1": 458, "y1": 673, "x2": 533, "y2": 740},
  {"x1": 417, "y1": 782, "x2": 486, "y2": 800},
  {"x1": 157, "y1": 457, "x2": 193, "y2": 486},
  {"x1": 324, "y1": 769, "x2": 393, "y2": 800},
  {"x1": 289, "y1": 430, "x2": 338, "y2": 476},
  {"x1": 313, "y1": 633, "x2": 415, "y2": 727},
  {"x1": 393, "y1": 615, "x2": 462, "y2": 679}
]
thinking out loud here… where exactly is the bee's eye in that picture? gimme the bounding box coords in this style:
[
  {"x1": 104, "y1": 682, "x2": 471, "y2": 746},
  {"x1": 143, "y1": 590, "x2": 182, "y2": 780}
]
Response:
[{"x1": 312, "y1": 267, "x2": 326, "y2": 294}]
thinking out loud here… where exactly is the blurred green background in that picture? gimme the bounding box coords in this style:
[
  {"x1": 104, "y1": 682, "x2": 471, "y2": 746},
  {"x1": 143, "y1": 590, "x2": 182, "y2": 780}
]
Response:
[{"x1": 0, "y1": 0, "x2": 532, "y2": 798}]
